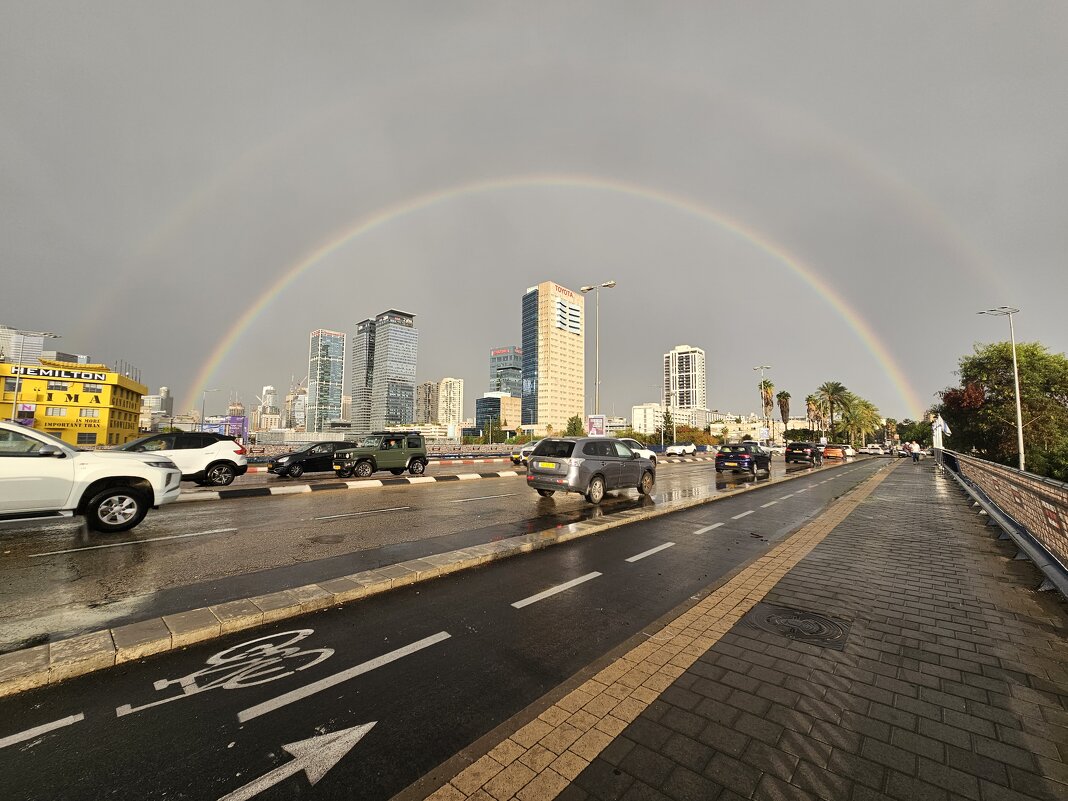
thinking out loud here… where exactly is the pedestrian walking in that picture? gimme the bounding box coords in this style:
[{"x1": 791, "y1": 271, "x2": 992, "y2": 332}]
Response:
[{"x1": 910, "y1": 440, "x2": 921, "y2": 463}]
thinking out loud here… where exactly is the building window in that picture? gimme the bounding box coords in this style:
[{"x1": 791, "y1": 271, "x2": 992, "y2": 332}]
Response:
[
  {"x1": 76, "y1": 433, "x2": 97, "y2": 445},
  {"x1": 3, "y1": 378, "x2": 14, "y2": 392},
  {"x1": 47, "y1": 381, "x2": 69, "y2": 391},
  {"x1": 83, "y1": 383, "x2": 104, "y2": 393},
  {"x1": 46, "y1": 407, "x2": 65, "y2": 417},
  {"x1": 79, "y1": 408, "x2": 101, "y2": 418}
]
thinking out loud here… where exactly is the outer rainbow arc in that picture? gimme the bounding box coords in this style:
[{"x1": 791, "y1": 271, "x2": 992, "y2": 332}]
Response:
[{"x1": 183, "y1": 174, "x2": 925, "y2": 418}]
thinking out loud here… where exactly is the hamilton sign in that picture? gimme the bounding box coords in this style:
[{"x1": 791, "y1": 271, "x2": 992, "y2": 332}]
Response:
[{"x1": 11, "y1": 367, "x2": 108, "y2": 381}]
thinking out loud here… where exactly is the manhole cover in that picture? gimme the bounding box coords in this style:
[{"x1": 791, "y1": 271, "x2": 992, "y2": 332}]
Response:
[{"x1": 742, "y1": 603, "x2": 852, "y2": 650}]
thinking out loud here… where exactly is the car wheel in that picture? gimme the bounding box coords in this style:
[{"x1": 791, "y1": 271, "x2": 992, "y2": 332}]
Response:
[
  {"x1": 335, "y1": 467, "x2": 353, "y2": 478},
  {"x1": 536, "y1": 489, "x2": 554, "y2": 497},
  {"x1": 749, "y1": 462, "x2": 758, "y2": 476},
  {"x1": 389, "y1": 468, "x2": 404, "y2": 475},
  {"x1": 638, "y1": 470, "x2": 654, "y2": 495},
  {"x1": 354, "y1": 460, "x2": 373, "y2": 478},
  {"x1": 287, "y1": 464, "x2": 304, "y2": 479},
  {"x1": 206, "y1": 463, "x2": 236, "y2": 486},
  {"x1": 408, "y1": 460, "x2": 426, "y2": 475},
  {"x1": 86, "y1": 487, "x2": 149, "y2": 533},
  {"x1": 585, "y1": 475, "x2": 606, "y2": 504}
]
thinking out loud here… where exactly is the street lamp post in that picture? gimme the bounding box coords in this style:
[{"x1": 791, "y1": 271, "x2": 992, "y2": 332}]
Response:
[
  {"x1": 753, "y1": 365, "x2": 771, "y2": 444},
  {"x1": 200, "y1": 388, "x2": 220, "y2": 432},
  {"x1": 579, "y1": 280, "x2": 617, "y2": 416},
  {"x1": 4, "y1": 328, "x2": 60, "y2": 424},
  {"x1": 978, "y1": 307, "x2": 1025, "y2": 471}
]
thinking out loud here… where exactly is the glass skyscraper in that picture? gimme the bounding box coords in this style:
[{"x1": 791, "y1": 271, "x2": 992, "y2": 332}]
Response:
[
  {"x1": 307, "y1": 329, "x2": 346, "y2": 432},
  {"x1": 350, "y1": 310, "x2": 418, "y2": 432},
  {"x1": 489, "y1": 346, "x2": 523, "y2": 396}
]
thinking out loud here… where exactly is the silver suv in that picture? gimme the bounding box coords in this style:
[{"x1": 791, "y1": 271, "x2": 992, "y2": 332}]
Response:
[{"x1": 526, "y1": 437, "x2": 655, "y2": 504}]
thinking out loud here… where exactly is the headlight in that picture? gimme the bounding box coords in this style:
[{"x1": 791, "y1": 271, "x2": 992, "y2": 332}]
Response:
[
  {"x1": 276, "y1": 456, "x2": 289, "y2": 463},
  {"x1": 145, "y1": 460, "x2": 177, "y2": 469}
]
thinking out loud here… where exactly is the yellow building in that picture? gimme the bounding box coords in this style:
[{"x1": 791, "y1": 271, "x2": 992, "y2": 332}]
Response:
[{"x1": 1, "y1": 359, "x2": 146, "y2": 446}]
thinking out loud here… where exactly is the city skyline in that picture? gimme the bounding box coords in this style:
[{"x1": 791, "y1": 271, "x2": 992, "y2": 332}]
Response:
[{"x1": 3, "y1": 6, "x2": 1065, "y2": 424}]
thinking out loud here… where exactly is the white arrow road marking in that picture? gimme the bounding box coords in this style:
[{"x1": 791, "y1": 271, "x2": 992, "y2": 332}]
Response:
[
  {"x1": 625, "y1": 542, "x2": 675, "y2": 562},
  {"x1": 30, "y1": 530, "x2": 237, "y2": 557},
  {"x1": 694, "y1": 523, "x2": 724, "y2": 534},
  {"x1": 449, "y1": 493, "x2": 517, "y2": 503},
  {"x1": 0, "y1": 713, "x2": 84, "y2": 749},
  {"x1": 217, "y1": 722, "x2": 376, "y2": 801},
  {"x1": 731, "y1": 510, "x2": 755, "y2": 519},
  {"x1": 512, "y1": 572, "x2": 602, "y2": 609},
  {"x1": 238, "y1": 632, "x2": 450, "y2": 723},
  {"x1": 313, "y1": 506, "x2": 409, "y2": 521}
]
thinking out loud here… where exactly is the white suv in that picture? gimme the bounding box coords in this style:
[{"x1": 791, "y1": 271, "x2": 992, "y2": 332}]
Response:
[
  {"x1": 0, "y1": 421, "x2": 182, "y2": 532},
  {"x1": 118, "y1": 432, "x2": 248, "y2": 486},
  {"x1": 619, "y1": 438, "x2": 657, "y2": 465}
]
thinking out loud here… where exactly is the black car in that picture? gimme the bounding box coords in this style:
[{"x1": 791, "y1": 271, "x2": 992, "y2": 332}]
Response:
[
  {"x1": 784, "y1": 442, "x2": 824, "y2": 466},
  {"x1": 268, "y1": 441, "x2": 353, "y2": 478},
  {"x1": 715, "y1": 443, "x2": 771, "y2": 475}
]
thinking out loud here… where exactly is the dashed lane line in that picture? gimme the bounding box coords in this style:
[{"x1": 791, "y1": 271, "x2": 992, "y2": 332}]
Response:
[
  {"x1": 512, "y1": 573, "x2": 602, "y2": 609},
  {"x1": 731, "y1": 510, "x2": 755, "y2": 519},
  {"x1": 29, "y1": 529, "x2": 238, "y2": 558},
  {"x1": 449, "y1": 493, "x2": 517, "y2": 503},
  {"x1": 693, "y1": 523, "x2": 724, "y2": 534},
  {"x1": 237, "y1": 631, "x2": 452, "y2": 723},
  {"x1": 625, "y1": 543, "x2": 676, "y2": 563},
  {"x1": 778, "y1": 494, "x2": 795, "y2": 500},
  {"x1": 313, "y1": 506, "x2": 410, "y2": 521},
  {"x1": 0, "y1": 713, "x2": 84, "y2": 749},
  {"x1": 760, "y1": 501, "x2": 778, "y2": 508}
]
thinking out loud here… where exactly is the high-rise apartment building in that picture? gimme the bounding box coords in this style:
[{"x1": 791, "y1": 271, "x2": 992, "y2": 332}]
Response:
[
  {"x1": 307, "y1": 329, "x2": 346, "y2": 432},
  {"x1": 663, "y1": 345, "x2": 707, "y2": 410},
  {"x1": 416, "y1": 377, "x2": 463, "y2": 426},
  {"x1": 350, "y1": 310, "x2": 418, "y2": 432},
  {"x1": 488, "y1": 346, "x2": 523, "y2": 396},
  {"x1": 415, "y1": 381, "x2": 438, "y2": 425},
  {"x1": 521, "y1": 281, "x2": 584, "y2": 434}
]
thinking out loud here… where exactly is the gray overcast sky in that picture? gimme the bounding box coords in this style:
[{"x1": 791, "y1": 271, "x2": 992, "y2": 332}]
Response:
[{"x1": 3, "y1": 2, "x2": 1066, "y2": 422}]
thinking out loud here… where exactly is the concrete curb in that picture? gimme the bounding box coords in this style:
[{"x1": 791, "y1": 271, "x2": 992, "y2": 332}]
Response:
[{"x1": 0, "y1": 458, "x2": 839, "y2": 698}]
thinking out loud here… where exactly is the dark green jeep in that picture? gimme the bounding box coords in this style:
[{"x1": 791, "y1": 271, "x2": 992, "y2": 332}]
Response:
[{"x1": 332, "y1": 432, "x2": 428, "y2": 478}]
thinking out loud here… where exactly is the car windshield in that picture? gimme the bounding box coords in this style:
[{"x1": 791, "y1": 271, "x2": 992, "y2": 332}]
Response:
[
  {"x1": 356, "y1": 436, "x2": 382, "y2": 447},
  {"x1": 532, "y1": 440, "x2": 575, "y2": 458}
]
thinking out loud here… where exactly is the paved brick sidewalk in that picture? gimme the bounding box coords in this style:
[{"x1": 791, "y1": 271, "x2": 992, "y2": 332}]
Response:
[{"x1": 427, "y1": 461, "x2": 1068, "y2": 801}]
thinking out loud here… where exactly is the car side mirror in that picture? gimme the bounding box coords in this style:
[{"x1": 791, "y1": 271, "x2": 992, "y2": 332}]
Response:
[{"x1": 38, "y1": 446, "x2": 65, "y2": 458}]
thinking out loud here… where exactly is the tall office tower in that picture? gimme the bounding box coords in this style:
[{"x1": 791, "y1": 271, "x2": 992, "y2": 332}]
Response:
[
  {"x1": 158, "y1": 386, "x2": 174, "y2": 415},
  {"x1": 521, "y1": 281, "x2": 584, "y2": 433},
  {"x1": 415, "y1": 381, "x2": 439, "y2": 424},
  {"x1": 307, "y1": 329, "x2": 346, "y2": 432},
  {"x1": 283, "y1": 387, "x2": 307, "y2": 430},
  {"x1": 351, "y1": 310, "x2": 419, "y2": 431},
  {"x1": 488, "y1": 346, "x2": 523, "y2": 396},
  {"x1": 437, "y1": 377, "x2": 464, "y2": 426},
  {"x1": 0, "y1": 326, "x2": 45, "y2": 365},
  {"x1": 259, "y1": 385, "x2": 278, "y2": 414},
  {"x1": 663, "y1": 344, "x2": 707, "y2": 409}
]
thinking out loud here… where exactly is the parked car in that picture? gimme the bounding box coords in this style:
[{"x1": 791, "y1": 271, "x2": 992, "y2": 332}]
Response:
[
  {"x1": 664, "y1": 442, "x2": 697, "y2": 456},
  {"x1": 525, "y1": 437, "x2": 655, "y2": 504},
  {"x1": 715, "y1": 443, "x2": 772, "y2": 475},
  {"x1": 0, "y1": 421, "x2": 182, "y2": 532},
  {"x1": 784, "y1": 442, "x2": 824, "y2": 465},
  {"x1": 510, "y1": 441, "x2": 539, "y2": 466},
  {"x1": 269, "y1": 441, "x2": 353, "y2": 478},
  {"x1": 842, "y1": 444, "x2": 857, "y2": 457},
  {"x1": 618, "y1": 438, "x2": 656, "y2": 465},
  {"x1": 117, "y1": 431, "x2": 248, "y2": 486},
  {"x1": 823, "y1": 444, "x2": 846, "y2": 459},
  {"x1": 333, "y1": 432, "x2": 428, "y2": 477},
  {"x1": 860, "y1": 444, "x2": 885, "y2": 455}
]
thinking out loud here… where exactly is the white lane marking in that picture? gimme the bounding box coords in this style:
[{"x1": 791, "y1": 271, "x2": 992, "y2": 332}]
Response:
[
  {"x1": 626, "y1": 542, "x2": 676, "y2": 562},
  {"x1": 238, "y1": 631, "x2": 451, "y2": 723},
  {"x1": 796, "y1": 488, "x2": 808, "y2": 493},
  {"x1": 30, "y1": 529, "x2": 237, "y2": 558},
  {"x1": 449, "y1": 493, "x2": 517, "y2": 503},
  {"x1": 760, "y1": 501, "x2": 778, "y2": 508},
  {"x1": 0, "y1": 713, "x2": 84, "y2": 749},
  {"x1": 694, "y1": 522, "x2": 724, "y2": 534},
  {"x1": 731, "y1": 510, "x2": 755, "y2": 519},
  {"x1": 778, "y1": 494, "x2": 795, "y2": 500},
  {"x1": 313, "y1": 506, "x2": 410, "y2": 521},
  {"x1": 512, "y1": 572, "x2": 602, "y2": 609}
]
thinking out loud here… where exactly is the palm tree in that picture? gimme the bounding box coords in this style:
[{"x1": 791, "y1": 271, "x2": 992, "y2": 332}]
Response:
[
  {"x1": 805, "y1": 394, "x2": 823, "y2": 433},
  {"x1": 840, "y1": 398, "x2": 881, "y2": 446},
  {"x1": 759, "y1": 379, "x2": 774, "y2": 437},
  {"x1": 817, "y1": 381, "x2": 849, "y2": 440},
  {"x1": 776, "y1": 390, "x2": 791, "y2": 435}
]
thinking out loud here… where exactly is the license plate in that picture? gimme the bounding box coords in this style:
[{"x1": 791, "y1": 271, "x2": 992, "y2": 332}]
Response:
[
  {"x1": 537, "y1": 461, "x2": 555, "y2": 469},
  {"x1": 332, "y1": 464, "x2": 342, "y2": 470},
  {"x1": 725, "y1": 461, "x2": 738, "y2": 467}
]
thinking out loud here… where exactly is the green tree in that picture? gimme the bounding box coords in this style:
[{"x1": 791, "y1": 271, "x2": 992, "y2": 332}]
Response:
[
  {"x1": 817, "y1": 381, "x2": 849, "y2": 440},
  {"x1": 805, "y1": 394, "x2": 824, "y2": 432},
  {"x1": 839, "y1": 397, "x2": 881, "y2": 445},
  {"x1": 564, "y1": 415, "x2": 586, "y2": 437},
  {"x1": 759, "y1": 379, "x2": 775, "y2": 428},
  {"x1": 776, "y1": 391, "x2": 791, "y2": 431},
  {"x1": 658, "y1": 409, "x2": 676, "y2": 445},
  {"x1": 936, "y1": 341, "x2": 1068, "y2": 479}
]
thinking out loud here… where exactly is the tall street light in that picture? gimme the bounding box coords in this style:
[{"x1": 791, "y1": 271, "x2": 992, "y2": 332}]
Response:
[
  {"x1": 753, "y1": 365, "x2": 771, "y2": 444},
  {"x1": 579, "y1": 280, "x2": 617, "y2": 416},
  {"x1": 977, "y1": 306, "x2": 1025, "y2": 471},
  {"x1": 5, "y1": 328, "x2": 60, "y2": 424},
  {"x1": 201, "y1": 388, "x2": 220, "y2": 432}
]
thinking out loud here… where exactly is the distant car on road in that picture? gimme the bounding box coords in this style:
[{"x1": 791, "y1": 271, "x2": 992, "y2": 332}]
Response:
[
  {"x1": 860, "y1": 444, "x2": 886, "y2": 455},
  {"x1": 526, "y1": 437, "x2": 655, "y2": 504},
  {"x1": 715, "y1": 443, "x2": 772, "y2": 475},
  {"x1": 269, "y1": 441, "x2": 353, "y2": 478},
  {"x1": 618, "y1": 438, "x2": 656, "y2": 465},
  {"x1": 664, "y1": 442, "x2": 697, "y2": 456},
  {"x1": 785, "y1": 442, "x2": 824, "y2": 466},
  {"x1": 510, "y1": 441, "x2": 539, "y2": 466},
  {"x1": 118, "y1": 431, "x2": 248, "y2": 486},
  {"x1": 823, "y1": 444, "x2": 846, "y2": 459}
]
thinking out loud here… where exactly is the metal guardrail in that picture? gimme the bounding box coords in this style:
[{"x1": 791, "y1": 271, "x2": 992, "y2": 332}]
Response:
[{"x1": 937, "y1": 449, "x2": 1068, "y2": 599}]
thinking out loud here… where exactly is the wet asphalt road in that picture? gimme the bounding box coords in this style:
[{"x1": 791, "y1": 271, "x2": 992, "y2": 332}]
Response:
[{"x1": 0, "y1": 460, "x2": 885, "y2": 800}]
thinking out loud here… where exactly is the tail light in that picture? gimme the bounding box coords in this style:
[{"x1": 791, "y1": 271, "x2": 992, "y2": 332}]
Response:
[{"x1": 234, "y1": 445, "x2": 247, "y2": 455}]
